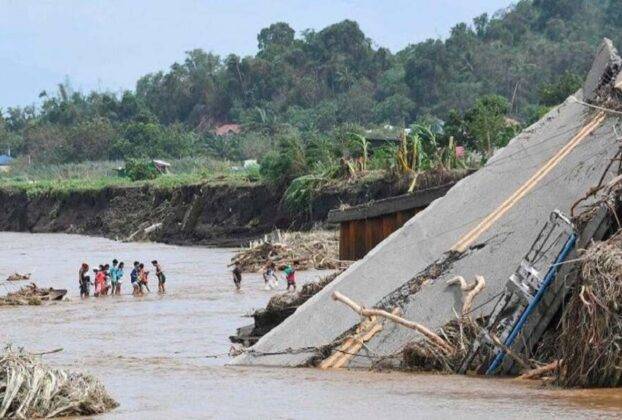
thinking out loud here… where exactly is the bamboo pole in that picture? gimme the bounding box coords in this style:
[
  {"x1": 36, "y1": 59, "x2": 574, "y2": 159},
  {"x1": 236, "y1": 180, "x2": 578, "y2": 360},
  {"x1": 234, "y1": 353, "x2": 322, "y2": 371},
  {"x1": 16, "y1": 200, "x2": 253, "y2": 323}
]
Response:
[
  {"x1": 517, "y1": 360, "x2": 561, "y2": 380},
  {"x1": 331, "y1": 291, "x2": 454, "y2": 354}
]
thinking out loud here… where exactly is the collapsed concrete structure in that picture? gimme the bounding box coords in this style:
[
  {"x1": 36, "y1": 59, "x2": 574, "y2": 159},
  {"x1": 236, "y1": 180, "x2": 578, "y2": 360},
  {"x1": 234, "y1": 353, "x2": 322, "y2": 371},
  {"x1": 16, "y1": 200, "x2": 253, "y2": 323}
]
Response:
[{"x1": 234, "y1": 39, "x2": 622, "y2": 368}]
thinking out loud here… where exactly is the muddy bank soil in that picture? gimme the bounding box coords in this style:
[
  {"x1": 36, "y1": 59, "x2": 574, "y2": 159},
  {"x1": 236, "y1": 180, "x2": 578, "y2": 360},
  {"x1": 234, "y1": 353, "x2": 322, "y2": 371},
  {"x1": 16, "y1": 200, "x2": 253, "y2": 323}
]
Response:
[{"x1": 0, "y1": 175, "x2": 421, "y2": 247}]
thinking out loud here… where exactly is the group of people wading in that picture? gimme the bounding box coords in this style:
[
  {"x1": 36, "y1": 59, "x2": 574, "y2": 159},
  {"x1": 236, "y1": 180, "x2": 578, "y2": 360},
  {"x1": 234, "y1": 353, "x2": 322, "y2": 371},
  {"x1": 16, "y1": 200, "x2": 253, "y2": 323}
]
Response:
[
  {"x1": 78, "y1": 259, "x2": 166, "y2": 298},
  {"x1": 231, "y1": 260, "x2": 297, "y2": 292}
]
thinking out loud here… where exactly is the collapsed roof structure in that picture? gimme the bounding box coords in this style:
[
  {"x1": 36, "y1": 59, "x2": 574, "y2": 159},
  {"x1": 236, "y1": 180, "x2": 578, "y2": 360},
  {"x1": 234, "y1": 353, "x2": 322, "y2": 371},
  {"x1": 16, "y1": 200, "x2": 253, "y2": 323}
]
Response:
[{"x1": 234, "y1": 39, "x2": 622, "y2": 369}]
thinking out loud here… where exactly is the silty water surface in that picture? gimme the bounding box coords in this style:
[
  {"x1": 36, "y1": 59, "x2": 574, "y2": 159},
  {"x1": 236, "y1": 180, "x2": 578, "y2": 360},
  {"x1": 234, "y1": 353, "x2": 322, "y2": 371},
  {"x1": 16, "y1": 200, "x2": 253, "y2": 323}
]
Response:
[{"x1": 0, "y1": 232, "x2": 620, "y2": 419}]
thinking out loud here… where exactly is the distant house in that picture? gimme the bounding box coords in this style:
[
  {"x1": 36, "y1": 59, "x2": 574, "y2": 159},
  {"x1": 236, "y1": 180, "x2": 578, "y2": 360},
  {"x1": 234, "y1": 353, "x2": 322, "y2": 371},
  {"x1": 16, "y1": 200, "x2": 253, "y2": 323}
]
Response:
[
  {"x1": 0, "y1": 154, "x2": 13, "y2": 173},
  {"x1": 152, "y1": 159, "x2": 171, "y2": 174},
  {"x1": 214, "y1": 124, "x2": 241, "y2": 136}
]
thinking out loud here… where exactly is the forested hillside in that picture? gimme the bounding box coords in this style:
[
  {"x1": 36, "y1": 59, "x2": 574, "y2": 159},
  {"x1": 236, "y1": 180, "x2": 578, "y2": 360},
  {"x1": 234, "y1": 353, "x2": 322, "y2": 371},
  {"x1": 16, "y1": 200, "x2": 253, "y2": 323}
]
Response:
[{"x1": 1, "y1": 0, "x2": 621, "y2": 165}]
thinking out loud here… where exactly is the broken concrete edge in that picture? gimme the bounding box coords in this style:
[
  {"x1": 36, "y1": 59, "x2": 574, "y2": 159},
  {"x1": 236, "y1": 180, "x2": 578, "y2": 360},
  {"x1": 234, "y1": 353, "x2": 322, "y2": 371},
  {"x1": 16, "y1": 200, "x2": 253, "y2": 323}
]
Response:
[{"x1": 583, "y1": 38, "x2": 622, "y2": 103}]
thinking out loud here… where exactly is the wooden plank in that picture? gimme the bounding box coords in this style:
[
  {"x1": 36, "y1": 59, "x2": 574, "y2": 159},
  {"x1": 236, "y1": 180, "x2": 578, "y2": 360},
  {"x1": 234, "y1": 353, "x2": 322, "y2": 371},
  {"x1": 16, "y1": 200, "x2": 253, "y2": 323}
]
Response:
[
  {"x1": 330, "y1": 324, "x2": 384, "y2": 368},
  {"x1": 319, "y1": 308, "x2": 401, "y2": 369},
  {"x1": 370, "y1": 216, "x2": 384, "y2": 249},
  {"x1": 354, "y1": 219, "x2": 367, "y2": 259},
  {"x1": 382, "y1": 213, "x2": 395, "y2": 239},
  {"x1": 339, "y1": 221, "x2": 351, "y2": 261},
  {"x1": 365, "y1": 219, "x2": 374, "y2": 253},
  {"x1": 319, "y1": 316, "x2": 380, "y2": 369}
]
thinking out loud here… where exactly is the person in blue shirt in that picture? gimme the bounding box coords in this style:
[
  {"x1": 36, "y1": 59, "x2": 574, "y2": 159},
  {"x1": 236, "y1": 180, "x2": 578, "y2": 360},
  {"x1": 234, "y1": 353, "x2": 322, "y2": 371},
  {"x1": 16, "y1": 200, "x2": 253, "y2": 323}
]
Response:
[{"x1": 110, "y1": 260, "x2": 124, "y2": 295}]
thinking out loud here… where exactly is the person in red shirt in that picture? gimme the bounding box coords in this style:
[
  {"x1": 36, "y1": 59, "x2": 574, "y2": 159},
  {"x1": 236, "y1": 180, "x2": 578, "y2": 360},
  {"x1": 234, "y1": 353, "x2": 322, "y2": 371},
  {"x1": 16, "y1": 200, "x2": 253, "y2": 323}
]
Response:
[
  {"x1": 94, "y1": 266, "x2": 106, "y2": 297},
  {"x1": 284, "y1": 264, "x2": 296, "y2": 291}
]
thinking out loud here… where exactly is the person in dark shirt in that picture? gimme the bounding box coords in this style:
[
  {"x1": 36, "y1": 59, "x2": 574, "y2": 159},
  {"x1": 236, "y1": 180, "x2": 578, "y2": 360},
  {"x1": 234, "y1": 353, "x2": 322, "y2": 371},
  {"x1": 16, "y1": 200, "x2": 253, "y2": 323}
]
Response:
[
  {"x1": 232, "y1": 262, "x2": 242, "y2": 291},
  {"x1": 78, "y1": 263, "x2": 91, "y2": 298},
  {"x1": 130, "y1": 261, "x2": 140, "y2": 296},
  {"x1": 152, "y1": 260, "x2": 166, "y2": 294}
]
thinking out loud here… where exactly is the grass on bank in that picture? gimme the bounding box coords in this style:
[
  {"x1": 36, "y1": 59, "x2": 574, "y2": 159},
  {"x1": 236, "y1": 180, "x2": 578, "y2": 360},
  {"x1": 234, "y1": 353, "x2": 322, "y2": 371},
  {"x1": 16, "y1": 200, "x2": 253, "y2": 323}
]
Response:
[{"x1": 0, "y1": 157, "x2": 259, "y2": 196}]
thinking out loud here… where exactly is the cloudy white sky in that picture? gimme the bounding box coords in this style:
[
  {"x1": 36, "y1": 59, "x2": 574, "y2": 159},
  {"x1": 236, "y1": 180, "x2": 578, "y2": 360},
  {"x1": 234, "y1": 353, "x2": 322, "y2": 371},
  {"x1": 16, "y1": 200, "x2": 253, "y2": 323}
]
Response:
[{"x1": 0, "y1": 0, "x2": 511, "y2": 108}]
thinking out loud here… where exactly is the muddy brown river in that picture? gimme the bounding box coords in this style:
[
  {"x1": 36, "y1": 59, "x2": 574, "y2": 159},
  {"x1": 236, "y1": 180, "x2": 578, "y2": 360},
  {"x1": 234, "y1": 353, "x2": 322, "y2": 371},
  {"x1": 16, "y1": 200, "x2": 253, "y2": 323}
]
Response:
[{"x1": 0, "y1": 232, "x2": 620, "y2": 419}]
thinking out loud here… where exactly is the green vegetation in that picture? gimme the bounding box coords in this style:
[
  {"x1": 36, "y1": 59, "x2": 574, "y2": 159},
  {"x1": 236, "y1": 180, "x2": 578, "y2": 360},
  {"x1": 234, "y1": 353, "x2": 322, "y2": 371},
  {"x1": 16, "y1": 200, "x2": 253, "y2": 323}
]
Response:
[
  {"x1": 120, "y1": 159, "x2": 160, "y2": 181},
  {"x1": 0, "y1": 158, "x2": 256, "y2": 196},
  {"x1": 0, "y1": 0, "x2": 619, "y2": 198}
]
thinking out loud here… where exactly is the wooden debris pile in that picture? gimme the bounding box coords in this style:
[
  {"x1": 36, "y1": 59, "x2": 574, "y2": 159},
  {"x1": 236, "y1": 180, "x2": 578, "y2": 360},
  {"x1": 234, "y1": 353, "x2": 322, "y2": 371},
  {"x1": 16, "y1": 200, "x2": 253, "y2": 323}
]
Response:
[
  {"x1": 330, "y1": 275, "x2": 486, "y2": 372},
  {"x1": 558, "y1": 231, "x2": 622, "y2": 387},
  {"x1": 231, "y1": 230, "x2": 348, "y2": 272},
  {"x1": 0, "y1": 346, "x2": 118, "y2": 418},
  {"x1": 6, "y1": 273, "x2": 31, "y2": 282},
  {"x1": 0, "y1": 283, "x2": 67, "y2": 306}
]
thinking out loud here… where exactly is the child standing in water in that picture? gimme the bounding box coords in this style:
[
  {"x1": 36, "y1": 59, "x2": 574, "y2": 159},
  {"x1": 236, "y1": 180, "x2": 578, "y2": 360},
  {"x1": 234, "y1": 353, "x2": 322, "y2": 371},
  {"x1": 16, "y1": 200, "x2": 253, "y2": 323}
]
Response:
[
  {"x1": 284, "y1": 264, "x2": 296, "y2": 291},
  {"x1": 79, "y1": 263, "x2": 90, "y2": 298},
  {"x1": 110, "y1": 260, "x2": 124, "y2": 295},
  {"x1": 232, "y1": 262, "x2": 242, "y2": 291},
  {"x1": 130, "y1": 261, "x2": 140, "y2": 296},
  {"x1": 139, "y1": 263, "x2": 150, "y2": 293},
  {"x1": 94, "y1": 266, "x2": 106, "y2": 297},
  {"x1": 102, "y1": 264, "x2": 111, "y2": 295},
  {"x1": 262, "y1": 261, "x2": 279, "y2": 290},
  {"x1": 152, "y1": 260, "x2": 166, "y2": 294},
  {"x1": 109, "y1": 260, "x2": 119, "y2": 295},
  {"x1": 115, "y1": 262, "x2": 124, "y2": 295}
]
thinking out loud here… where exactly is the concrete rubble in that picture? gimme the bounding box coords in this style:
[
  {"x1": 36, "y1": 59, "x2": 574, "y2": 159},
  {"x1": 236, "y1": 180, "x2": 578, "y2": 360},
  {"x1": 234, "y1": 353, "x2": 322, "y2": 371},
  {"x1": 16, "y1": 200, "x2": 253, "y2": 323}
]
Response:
[{"x1": 233, "y1": 39, "x2": 622, "y2": 370}]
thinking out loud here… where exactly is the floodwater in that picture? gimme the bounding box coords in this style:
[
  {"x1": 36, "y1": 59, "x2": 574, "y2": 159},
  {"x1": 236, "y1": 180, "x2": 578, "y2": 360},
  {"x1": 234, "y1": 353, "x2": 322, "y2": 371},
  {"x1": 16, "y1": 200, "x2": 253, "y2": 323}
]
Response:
[{"x1": 0, "y1": 232, "x2": 620, "y2": 419}]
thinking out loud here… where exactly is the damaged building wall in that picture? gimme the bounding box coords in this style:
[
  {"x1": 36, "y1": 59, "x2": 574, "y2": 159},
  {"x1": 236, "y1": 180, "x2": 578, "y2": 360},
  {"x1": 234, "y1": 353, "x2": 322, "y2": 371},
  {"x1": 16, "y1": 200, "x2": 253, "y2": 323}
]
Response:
[{"x1": 234, "y1": 39, "x2": 622, "y2": 368}]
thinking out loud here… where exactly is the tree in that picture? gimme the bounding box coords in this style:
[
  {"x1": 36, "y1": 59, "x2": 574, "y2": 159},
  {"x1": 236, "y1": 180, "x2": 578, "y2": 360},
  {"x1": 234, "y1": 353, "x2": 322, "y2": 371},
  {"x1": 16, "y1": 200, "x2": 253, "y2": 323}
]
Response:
[
  {"x1": 373, "y1": 94, "x2": 416, "y2": 125},
  {"x1": 464, "y1": 95, "x2": 514, "y2": 155},
  {"x1": 538, "y1": 72, "x2": 582, "y2": 106},
  {"x1": 257, "y1": 22, "x2": 295, "y2": 52}
]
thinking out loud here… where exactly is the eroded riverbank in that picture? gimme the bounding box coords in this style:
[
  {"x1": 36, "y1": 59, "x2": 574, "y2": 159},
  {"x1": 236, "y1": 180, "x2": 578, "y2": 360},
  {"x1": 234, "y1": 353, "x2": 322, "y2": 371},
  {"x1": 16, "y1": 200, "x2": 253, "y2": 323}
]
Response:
[{"x1": 0, "y1": 232, "x2": 620, "y2": 419}]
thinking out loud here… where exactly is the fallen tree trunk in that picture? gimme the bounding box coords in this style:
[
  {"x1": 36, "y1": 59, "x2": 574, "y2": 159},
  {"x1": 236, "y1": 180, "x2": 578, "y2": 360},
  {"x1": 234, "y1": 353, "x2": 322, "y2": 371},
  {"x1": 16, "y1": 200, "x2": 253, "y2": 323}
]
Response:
[{"x1": 331, "y1": 291, "x2": 454, "y2": 354}]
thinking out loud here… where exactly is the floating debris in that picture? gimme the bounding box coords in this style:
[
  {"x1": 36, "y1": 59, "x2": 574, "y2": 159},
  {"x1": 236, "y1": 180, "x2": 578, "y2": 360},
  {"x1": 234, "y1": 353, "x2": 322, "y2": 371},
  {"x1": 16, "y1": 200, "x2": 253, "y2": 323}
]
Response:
[
  {"x1": 0, "y1": 283, "x2": 67, "y2": 306},
  {"x1": 0, "y1": 346, "x2": 118, "y2": 418},
  {"x1": 231, "y1": 230, "x2": 349, "y2": 272},
  {"x1": 5, "y1": 273, "x2": 30, "y2": 282}
]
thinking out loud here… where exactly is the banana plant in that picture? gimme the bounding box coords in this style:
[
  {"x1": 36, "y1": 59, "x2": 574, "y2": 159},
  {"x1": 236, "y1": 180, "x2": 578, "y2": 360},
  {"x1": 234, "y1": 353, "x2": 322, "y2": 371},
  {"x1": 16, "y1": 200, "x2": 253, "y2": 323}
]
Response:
[{"x1": 347, "y1": 133, "x2": 369, "y2": 171}]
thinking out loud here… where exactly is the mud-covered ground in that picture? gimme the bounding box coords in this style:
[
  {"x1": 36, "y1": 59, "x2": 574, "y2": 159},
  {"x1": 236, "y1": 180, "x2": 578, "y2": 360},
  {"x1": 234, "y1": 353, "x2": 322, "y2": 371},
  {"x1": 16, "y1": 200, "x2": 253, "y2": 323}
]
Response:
[
  {"x1": 0, "y1": 232, "x2": 620, "y2": 419},
  {"x1": 0, "y1": 171, "x2": 467, "y2": 247}
]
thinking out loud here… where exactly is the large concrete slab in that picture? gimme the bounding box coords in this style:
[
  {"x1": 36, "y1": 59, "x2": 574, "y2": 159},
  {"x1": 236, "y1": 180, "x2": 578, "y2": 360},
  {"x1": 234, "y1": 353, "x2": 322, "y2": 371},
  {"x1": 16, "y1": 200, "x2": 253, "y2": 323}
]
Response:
[
  {"x1": 234, "y1": 88, "x2": 619, "y2": 367},
  {"x1": 349, "y1": 113, "x2": 618, "y2": 367}
]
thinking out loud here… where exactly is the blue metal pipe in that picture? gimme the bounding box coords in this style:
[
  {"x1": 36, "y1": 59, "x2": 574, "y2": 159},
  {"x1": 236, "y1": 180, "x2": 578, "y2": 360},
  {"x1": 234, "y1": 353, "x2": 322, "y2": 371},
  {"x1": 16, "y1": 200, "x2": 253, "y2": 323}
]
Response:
[{"x1": 485, "y1": 232, "x2": 577, "y2": 375}]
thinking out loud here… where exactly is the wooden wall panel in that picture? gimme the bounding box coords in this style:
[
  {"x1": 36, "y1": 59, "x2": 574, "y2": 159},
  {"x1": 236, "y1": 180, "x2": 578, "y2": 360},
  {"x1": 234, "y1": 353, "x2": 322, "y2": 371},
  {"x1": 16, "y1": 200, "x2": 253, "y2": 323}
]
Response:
[{"x1": 338, "y1": 206, "x2": 426, "y2": 261}]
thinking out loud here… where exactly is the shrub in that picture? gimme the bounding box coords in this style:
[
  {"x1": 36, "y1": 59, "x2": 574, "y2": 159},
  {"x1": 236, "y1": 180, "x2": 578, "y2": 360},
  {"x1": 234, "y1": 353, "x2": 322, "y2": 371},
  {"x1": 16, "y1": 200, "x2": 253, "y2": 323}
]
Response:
[
  {"x1": 121, "y1": 159, "x2": 159, "y2": 181},
  {"x1": 259, "y1": 134, "x2": 307, "y2": 186}
]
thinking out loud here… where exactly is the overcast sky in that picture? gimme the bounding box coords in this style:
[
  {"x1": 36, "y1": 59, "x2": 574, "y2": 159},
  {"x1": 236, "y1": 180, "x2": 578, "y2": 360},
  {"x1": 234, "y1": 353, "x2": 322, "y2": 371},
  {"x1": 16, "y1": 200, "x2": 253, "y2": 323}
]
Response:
[{"x1": 0, "y1": 0, "x2": 511, "y2": 109}]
